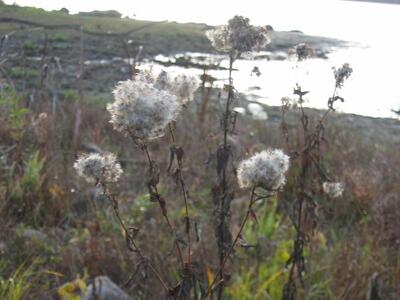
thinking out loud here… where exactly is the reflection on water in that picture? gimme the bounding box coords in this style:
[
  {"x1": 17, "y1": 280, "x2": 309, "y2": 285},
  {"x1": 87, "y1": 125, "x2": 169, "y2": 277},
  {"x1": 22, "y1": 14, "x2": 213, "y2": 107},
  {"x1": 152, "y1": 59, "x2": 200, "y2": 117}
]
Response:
[
  {"x1": 142, "y1": 42, "x2": 400, "y2": 119},
  {"x1": 145, "y1": 0, "x2": 400, "y2": 119}
]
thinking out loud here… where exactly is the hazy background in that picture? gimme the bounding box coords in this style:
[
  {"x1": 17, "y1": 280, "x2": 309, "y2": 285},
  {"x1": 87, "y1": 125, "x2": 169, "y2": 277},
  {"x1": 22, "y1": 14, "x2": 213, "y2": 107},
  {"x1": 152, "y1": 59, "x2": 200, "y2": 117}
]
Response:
[{"x1": 4, "y1": 0, "x2": 400, "y2": 118}]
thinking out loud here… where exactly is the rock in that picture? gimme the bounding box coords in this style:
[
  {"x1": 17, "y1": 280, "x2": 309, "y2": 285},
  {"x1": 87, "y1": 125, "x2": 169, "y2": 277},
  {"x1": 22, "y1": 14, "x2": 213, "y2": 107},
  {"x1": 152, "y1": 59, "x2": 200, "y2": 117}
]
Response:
[
  {"x1": 22, "y1": 228, "x2": 48, "y2": 242},
  {"x1": 82, "y1": 276, "x2": 132, "y2": 300}
]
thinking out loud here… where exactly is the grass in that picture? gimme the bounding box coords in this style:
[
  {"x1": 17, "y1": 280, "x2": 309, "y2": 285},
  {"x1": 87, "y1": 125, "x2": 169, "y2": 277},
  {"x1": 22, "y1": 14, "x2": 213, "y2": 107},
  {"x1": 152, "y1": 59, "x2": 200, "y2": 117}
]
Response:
[
  {"x1": 0, "y1": 3, "x2": 399, "y2": 299},
  {"x1": 0, "y1": 4, "x2": 209, "y2": 41},
  {"x1": 1, "y1": 82, "x2": 399, "y2": 298}
]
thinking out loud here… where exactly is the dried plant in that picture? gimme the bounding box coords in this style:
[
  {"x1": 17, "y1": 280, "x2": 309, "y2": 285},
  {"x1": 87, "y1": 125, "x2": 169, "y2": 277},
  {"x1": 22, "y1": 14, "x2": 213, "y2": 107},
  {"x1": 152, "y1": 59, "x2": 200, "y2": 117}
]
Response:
[
  {"x1": 281, "y1": 53, "x2": 353, "y2": 300},
  {"x1": 70, "y1": 16, "x2": 355, "y2": 300},
  {"x1": 204, "y1": 15, "x2": 272, "y2": 299}
]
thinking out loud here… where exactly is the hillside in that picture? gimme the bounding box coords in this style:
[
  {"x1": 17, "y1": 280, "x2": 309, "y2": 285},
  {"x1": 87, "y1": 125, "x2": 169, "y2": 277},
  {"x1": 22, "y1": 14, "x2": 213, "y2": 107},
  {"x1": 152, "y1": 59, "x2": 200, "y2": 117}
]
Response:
[{"x1": 1, "y1": 3, "x2": 400, "y2": 300}]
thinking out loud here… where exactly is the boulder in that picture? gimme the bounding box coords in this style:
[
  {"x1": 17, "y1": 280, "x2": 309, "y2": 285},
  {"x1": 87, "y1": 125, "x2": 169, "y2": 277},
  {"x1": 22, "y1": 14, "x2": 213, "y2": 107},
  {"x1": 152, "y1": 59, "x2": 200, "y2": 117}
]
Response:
[
  {"x1": 22, "y1": 228, "x2": 48, "y2": 243},
  {"x1": 82, "y1": 276, "x2": 132, "y2": 300}
]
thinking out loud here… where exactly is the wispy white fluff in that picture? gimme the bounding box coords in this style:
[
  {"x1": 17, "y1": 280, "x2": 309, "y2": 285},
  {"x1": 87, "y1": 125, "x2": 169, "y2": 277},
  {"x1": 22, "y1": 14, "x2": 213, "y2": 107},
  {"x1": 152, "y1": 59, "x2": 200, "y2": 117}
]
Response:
[
  {"x1": 169, "y1": 74, "x2": 199, "y2": 104},
  {"x1": 74, "y1": 152, "x2": 123, "y2": 183},
  {"x1": 137, "y1": 69, "x2": 199, "y2": 105},
  {"x1": 333, "y1": 63, "x2": 353, "y2": 88},
  {"x1": 107, "y1": 79, "x2": 180, "y2": 140},
  {"x1": 322, "y1": 182, "x2": 344, "y2": 198},
  {"x1": 237, "y1": 149, "x2": 290, "y2": 190},
  {"x1": 206, "y1": 15, "x2": 270, "y2": 53}
]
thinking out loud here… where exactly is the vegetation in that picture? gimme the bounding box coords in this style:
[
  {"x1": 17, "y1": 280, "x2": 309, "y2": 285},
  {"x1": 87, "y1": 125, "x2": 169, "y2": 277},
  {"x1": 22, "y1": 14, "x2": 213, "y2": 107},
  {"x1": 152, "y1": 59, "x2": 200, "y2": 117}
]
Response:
[{"x1": 0, "y1": 4, "x2": 399, "y2": 300}]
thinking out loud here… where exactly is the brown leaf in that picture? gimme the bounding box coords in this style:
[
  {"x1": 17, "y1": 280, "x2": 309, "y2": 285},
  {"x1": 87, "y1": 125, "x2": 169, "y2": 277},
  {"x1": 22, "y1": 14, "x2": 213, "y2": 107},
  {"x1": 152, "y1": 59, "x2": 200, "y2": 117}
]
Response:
[{"x1": 175, "y1": 146, "x2": 184, "y2": 162}]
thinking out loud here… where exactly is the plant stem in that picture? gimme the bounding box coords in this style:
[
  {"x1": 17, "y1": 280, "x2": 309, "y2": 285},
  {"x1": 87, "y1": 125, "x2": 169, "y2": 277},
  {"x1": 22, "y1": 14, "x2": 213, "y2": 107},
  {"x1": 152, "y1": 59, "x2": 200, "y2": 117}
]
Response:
[
  {"x1": 141, "y1": 143, "x2": 185, "y2": 269},
  {"x1": 215, "y1": 54, "x2": 234, "y2": 300},
  {"x1": 169, "y1": 124, "x2": 192, "y2": 266},
  {"x1": 102, "y1": 186, "x2": 171, "y2": 296},
  {"x1": 206, "y1": 187, "x2": 257, "y2": 299}
]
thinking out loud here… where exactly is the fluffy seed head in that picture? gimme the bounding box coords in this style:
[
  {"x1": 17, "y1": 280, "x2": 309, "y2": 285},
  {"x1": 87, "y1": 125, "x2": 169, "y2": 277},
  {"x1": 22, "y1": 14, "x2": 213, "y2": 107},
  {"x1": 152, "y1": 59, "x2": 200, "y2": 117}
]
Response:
[
  {"x1": 169, "y1": 74, "x2": 199, "y2": 104},
  {"x1": 206, "y1": 15, "x2": 270, "y2": 53},
  {"x1": 74, "y1": 152, "x2": 123, "y2": 183},
  {"x1": 137, "y1": 69, "x2": 199, "y2": 105},
  {"x1": 333, "y1": 63, "x2": 353, "y2": 88},
  {"x1": 237, "y1": 149, "x2": 290, "y2": 190},
  {"x1": 323, "y1": 182, "x2": 344, "y2": 198},
  {"x1": 108, "y1": 79, "x2": 180, "y2": 140}
]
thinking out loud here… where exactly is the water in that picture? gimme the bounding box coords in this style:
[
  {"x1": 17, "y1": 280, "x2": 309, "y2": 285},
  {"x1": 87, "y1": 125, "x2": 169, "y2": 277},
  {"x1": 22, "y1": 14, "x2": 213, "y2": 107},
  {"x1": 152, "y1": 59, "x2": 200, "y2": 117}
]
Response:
[
  {"x1": 8, "y1": 0, "x2": 400, "y2": 118},
  {"x1": 142, "y1": 0, "x2": 400, "y2": 118},
  {"x1": 146, "y1": 44, "x2": 399, "y2": 119}
]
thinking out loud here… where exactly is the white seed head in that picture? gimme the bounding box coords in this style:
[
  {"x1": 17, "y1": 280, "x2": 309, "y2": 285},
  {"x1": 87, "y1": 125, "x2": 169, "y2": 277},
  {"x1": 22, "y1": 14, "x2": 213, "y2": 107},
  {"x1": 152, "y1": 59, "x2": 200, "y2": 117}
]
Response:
[
  {"x1": 323, "y1": 182, "x2": 344, "y2": 198},
  {"x1": 237, "y1": 149, "x2": 290, "y2": 190},
  {"x1": 206, "y1": 25, "x2": 232, "y2": 52},
  {"x1": 107, "y1": 79, "x2": 180, "y2": 140},
  {"x1": 74, "y1": 152, "x2": 123, "y2": 183},
  {"x1": 206, "y1": 15, "x2": 270, "y2": 53},
  {"x1": 333, "y1": 63, "x2": 353, "y2": 88},
  {"x1": 153, "y1": 71, "x2": 199, "y2": 104},
  {"x1": 169, "y1": 74, "x2": 199, "y2": 104},
  {"x1": 136, "y1": 68, "x2": 156, "y2": 84},
  {"x1": 138, "y1": 69, "x2": 199, "y2": 105}
]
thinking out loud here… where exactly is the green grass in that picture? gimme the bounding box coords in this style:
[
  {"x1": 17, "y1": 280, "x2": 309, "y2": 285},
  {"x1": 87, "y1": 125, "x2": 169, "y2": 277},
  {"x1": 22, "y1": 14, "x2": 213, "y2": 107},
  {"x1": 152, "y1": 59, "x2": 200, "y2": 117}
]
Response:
[{"x1": 0, "y1": 4, "x2": 208, "y2": 40}]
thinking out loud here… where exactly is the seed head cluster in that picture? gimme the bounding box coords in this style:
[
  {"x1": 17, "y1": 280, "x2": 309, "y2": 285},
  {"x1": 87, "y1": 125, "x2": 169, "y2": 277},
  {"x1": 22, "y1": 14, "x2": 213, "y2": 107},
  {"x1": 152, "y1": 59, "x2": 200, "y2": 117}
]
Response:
[
  {"x1": 237, "y1": 149, "x2": 290, "y2": 190},
  {"x1": 137, "y1": 69, "x2": 199, "y2": 105},
  {"x1": 169, "y1": 74, "x2": 199, "y2": 105},
  {"x1": 323, "y1": 182, "x2": 344, "y2": 198},
  {"x1": 107, "y1": 79, "x2": 180, "y2": 141},
  {"x1": 153, "y1": 71, "x2": 199, "y2": 105},
  {"x1": 74, "y1": 152, "x2": 123, "y2": 184},
  {"x1": 333, "y1": 63, "x2": 353, "y2": 88},
  {"x1": 206, "y1": 15, "x2": 270, "y2": 53}
]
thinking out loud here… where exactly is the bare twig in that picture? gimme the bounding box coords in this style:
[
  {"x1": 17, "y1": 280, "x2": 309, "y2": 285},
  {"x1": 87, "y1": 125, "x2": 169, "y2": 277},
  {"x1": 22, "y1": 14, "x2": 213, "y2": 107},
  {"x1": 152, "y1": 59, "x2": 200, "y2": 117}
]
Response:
[
  {"x1": 206, "y1": 187, "x2": 266, "y2": 298},
  {"x1": 129, "y1": 135, "x2": 185, "y2": 270},
  {"x1": 168, "y1": 124, "x2": 192, "y2": 266},
  {"x1": 101, "y1": 185, "x2": 171, "y2": 297}
]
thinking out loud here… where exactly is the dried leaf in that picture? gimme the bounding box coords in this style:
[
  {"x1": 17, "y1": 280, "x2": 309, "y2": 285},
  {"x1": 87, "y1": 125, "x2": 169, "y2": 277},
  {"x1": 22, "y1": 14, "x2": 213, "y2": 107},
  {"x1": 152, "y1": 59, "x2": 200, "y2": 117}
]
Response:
[
  {"x1": 167, "y1": 146, "x2": 176, "y2": 173},
  {"x1": 175, "y1": 146, "x2": 185, "y2": 162}
]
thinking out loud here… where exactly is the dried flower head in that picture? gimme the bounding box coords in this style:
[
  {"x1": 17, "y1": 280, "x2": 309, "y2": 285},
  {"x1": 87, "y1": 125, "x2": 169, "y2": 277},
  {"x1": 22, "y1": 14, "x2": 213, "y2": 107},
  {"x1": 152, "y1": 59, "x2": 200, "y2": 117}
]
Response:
[
  {"x1": 169, "y1": 74, "x2": 199, "y2": 104},
  {"x1": 333, "y1": 63, "x2": 353, "y2": 88},
  {"x1": 107, "y1": 79, "x2": 180, "y2": 140},
  {"x1": 237, "y1": 149, "x2": 290, "y2": 190},
  {"x1": 322, "y1": 182, "x2": 344, "y2": 198},
  {"x1": 136, "y1": 68, "x2": 156, "y2": 84},
  {"x1": 206, "y1": 15, "x2": 270, "y2": 53},
  {"x1": 137, "y1": 69, "x2": 199, "y2": 105},
  {"x1": 289, "y1": 43, "x2": 314, "y2": 61},
  {"x1": 74, "y1": 152, "x2": 123, "y2": 183}
]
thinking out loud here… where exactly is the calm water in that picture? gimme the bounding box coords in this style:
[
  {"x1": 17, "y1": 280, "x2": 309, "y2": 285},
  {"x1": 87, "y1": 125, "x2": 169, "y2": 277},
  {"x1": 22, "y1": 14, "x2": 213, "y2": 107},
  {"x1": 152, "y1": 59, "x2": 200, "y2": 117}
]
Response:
[
  {"x1": 147, "y1": 43, "x2": 400, "y2": 119},
  {"x1": 8, "y1": 0, "x2": 400, "y2": 118},
  {"x1": 145, "y1": 0, "x2": 400, "y2": 118}
]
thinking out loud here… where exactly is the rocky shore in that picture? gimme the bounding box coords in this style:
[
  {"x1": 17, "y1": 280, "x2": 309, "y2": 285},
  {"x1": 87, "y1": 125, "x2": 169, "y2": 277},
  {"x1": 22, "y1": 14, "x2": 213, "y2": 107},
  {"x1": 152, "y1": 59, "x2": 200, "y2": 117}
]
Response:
[{"x1": 0, "y1": 3, "x2": 350, "y2": 96}]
